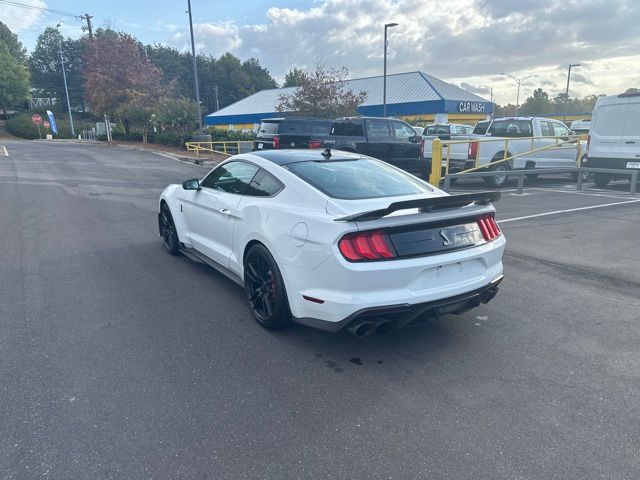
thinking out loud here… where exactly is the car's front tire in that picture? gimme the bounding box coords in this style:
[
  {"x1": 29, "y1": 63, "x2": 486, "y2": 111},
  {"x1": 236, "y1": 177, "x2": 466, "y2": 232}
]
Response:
[
  {"x1": 159, "y1": 204, "x2": 180, "y2": 255},
  {"x1": 244, "y1": 244, "x2": 291, "y2": 330},
  {"x1": 594, "y1": 173, "x2": 611, "y2": 188}
]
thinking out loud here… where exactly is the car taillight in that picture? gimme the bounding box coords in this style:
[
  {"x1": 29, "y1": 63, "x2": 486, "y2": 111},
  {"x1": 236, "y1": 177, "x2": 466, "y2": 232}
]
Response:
[
  {"x1": 477, "y1": 215, "x2": 500, "y2": 241},
  {"x1": 338, "y1": 230, "x2": 397, "y2": 262},
  {"x1": 309, "y1": 140, "x2": 322, "y2": 149},
  {"x1": 468, "y1": 141, "x2": 478, "y2": 160},
  {"x1": 273, "y1": 135, "x2": 280, "y2": 149},
  {"x1": 419, "y1": 138, "x2": 425, "y2": 158}
]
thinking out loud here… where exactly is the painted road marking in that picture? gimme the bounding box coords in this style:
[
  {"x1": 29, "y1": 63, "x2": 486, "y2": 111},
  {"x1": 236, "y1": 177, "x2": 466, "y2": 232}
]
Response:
[
  {"x1": 0, "y1": 146, "x2": 7, "y2": 157},
  {"x1": 530, "y1": 187, "x2": 633, "y2": 200},
  {"x1": 498, "y1": 199, "x2": 640, "y2": 224}
]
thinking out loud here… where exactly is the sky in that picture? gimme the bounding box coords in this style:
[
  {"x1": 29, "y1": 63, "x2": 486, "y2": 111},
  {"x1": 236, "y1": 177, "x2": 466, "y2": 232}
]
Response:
[{"x1": 3, "y1": 0, "x2": 640, "y2": 107}]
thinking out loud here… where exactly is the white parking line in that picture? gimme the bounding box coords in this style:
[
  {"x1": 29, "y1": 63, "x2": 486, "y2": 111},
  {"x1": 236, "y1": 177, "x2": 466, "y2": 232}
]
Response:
[
  {"x1": 0, "y1": 146, "x2": 7, "y2": 157},
  {"x1": 497, "y1": 199, "x2": 640, "y2": 224}
]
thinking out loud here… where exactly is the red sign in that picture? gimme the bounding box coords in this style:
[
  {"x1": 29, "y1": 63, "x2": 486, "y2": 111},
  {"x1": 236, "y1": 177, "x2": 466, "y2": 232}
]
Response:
[
  {"x1": 32, "y1": 114, "x2": 42, "y2": 124},
  {"x1": 43, "y1": 121, "x2": 50, "y2": 129}
]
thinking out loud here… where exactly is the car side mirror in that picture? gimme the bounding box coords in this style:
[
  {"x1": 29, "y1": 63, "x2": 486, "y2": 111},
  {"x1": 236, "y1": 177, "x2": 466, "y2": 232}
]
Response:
[
  {"x1": 182, "y1": 178, "x2": 201, "y2": 191},
  {"x1": 409, "y1": 134, "x2": 421, "y2": 143}
]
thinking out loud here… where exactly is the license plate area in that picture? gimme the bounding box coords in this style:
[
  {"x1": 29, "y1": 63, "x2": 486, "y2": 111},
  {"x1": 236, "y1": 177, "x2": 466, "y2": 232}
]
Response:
[
  {"x1": 388, "y1": 219, "x2": 484, "y2": 258},
  {"x1": 626, "y1": 161, "x2": 640, "y2": 168}
]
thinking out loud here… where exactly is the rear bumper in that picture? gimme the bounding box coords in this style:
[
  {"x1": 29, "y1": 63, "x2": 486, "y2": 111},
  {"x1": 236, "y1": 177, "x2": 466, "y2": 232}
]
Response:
[
  {"x1": 584, "y1": 157, "x2": 640, "y2": 170},
  {"x1": 295, "y1": 275, "x2": 504, "y2": 332}
]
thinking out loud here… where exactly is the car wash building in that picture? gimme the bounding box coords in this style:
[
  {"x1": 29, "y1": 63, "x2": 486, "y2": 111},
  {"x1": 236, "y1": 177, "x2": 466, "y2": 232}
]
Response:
[{"x1": 204, "y1": 71, "x2": 493, "y2": 130}]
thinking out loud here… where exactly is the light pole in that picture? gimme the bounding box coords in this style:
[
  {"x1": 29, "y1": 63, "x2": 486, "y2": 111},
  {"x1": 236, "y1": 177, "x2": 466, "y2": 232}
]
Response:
[
  {"x1": 500, "y1": 72, "x2": 538, "y2": 116},
  {"x1": 563, "y1": 63, "x2": 581, "y2": 123},
  {"x1": 56, "y1": 23, "x2": 75, "y2": 136},
  {"x1": 383, "y1": 22, "x2": 398, "y2": 117},
  {"x1": 186, "y1": 0, "x2": 203, "y2": 130}
]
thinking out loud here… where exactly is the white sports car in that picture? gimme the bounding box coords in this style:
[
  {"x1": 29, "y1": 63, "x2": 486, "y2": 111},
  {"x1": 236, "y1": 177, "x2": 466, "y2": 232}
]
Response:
[{"x1": 158, "y1": 148, "x2": 505, "y2": 336}]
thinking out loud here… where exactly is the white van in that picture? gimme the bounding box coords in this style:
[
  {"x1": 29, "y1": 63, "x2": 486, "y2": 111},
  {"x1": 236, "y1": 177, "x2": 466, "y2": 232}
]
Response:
[{"x1": 586, "y1": 92, "x2": 640, "y2": 187}]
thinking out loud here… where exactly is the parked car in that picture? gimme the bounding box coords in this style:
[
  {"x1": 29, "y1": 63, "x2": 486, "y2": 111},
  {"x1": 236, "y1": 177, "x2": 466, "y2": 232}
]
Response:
[
  {"x1": 329, "y1": 117, "x2": 424, "y2": 176},
  {"x1": 467, "y1": 117, "x2": 585, "y2": 187},
  {"x1": 570, "y1": 119, "x2": 591, "y2": 135},
  {"x1": 584, "y1": 92, "x2": 640, "y2": 187},
  {"x1": 412, "y1": 126, "x2": 425, "y2": 136},
  {"x1": 424, "y1": 123, "x2": 473, "y2": 138},
  {"x1": 158, "y1": 148, "x2": 505, "y2": 336},
  {"x1": 253, "y1": 117, "x2": 333, "y2": 150}
]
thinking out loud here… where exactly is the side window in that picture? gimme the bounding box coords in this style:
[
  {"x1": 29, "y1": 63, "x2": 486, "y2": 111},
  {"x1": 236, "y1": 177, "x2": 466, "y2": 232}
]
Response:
[
  {"x1": 244, "y1": 169, "x2": 284, "y2": 197},
  {"x1": 464, "y1": 126, "x2": 473, "y2": 134},
  {"x1": 200, "y1": 161, "x2": 259, "y2": 194},
  {"x1": 366, "y1": 119, "x2": 392, "y2": 140},
  {"x1": 540, "y1": 121, "x2": 552, "y2": 136},
  {"x1": 331, "y1": 121, "x2": 364, "y2": 136},
  {"x1": 552, "y1": 122, "x2": 571, "y2": 137},
  {"x1": 390, "y1": 121, "x2": 415, "y2": 140},
  {"x1": 453, "y1": 126, "x2": 465, "y2": 135}
]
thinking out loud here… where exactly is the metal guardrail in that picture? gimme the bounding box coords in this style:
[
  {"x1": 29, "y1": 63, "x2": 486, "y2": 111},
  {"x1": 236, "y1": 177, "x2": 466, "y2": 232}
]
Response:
[{"x1": 185, "y1": 141, "x2": 253, "y2": 156}]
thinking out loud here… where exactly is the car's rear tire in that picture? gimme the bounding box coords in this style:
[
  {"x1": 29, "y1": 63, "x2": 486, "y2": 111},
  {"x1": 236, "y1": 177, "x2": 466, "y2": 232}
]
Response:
[
  {"x1": 594, "y1": 173, "x2": 611, "y2": 188},
  {"x1": 483, "y1": 158, "x2": 510, "y2": 188},
  {"x1": 159, "y1": 204, "x2": 180, "y2": 255},
  {"x1": 244, "y1": 244, "x2": 291, "y2": 330}
]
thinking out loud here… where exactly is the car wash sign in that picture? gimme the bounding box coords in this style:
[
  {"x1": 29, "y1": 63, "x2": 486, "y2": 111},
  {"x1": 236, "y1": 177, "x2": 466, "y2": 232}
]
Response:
[{"x1": 457, "y1": 101, "x2": 486, "y2": 114}]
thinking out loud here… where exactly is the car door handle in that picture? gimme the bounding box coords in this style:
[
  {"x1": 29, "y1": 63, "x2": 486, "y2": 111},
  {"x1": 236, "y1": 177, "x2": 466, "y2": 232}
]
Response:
[
  {"x1": 219, "y1": 208, "x2": 231, "y2": 215},
  {"x1": 625, "y1": 141, "x2": 636, "y2": 144}
]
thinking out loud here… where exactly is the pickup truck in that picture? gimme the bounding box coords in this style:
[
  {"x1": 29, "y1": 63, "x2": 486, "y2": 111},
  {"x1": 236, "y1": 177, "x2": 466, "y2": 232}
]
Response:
[
  {"x1": 444, "y1": 117, "x2": 586, "y2": 187},
  {"x1": 329, "y1": 117, "x2": 424, "y2": 176},
  {"x1": 420, "y1": 123, "x2": 476, "y2": 176}
]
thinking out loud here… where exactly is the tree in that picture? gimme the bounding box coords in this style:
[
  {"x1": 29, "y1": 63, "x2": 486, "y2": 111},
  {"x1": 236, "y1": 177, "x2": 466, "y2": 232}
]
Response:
[
  {"x1": 242, "y1": 58, "x2": 277, "y2": 91},
  {"x1": 276, "y1": 62, "x2": 366, "y2": 118},
  {"x1": 0, "y1": 21, "x2": 26, "y2": 64},
  {"x1": 518, "y1": 88, "x2": 552, "y2": 115},
  {"x1": 84, "y1": 29, "x2": 163, "y2": 138},
  {"x1": 28, "y1": 28, "x2": 86, "y2": 110},
  {"x1": 155, "y1": 97, "x2": 198, "y2": 143},
  {"x1": 0, "y1": 43, "x2": 30, "y2": 117},
  {"x1": 283, "y1": 68, "x2": 305, "y2": 88}
]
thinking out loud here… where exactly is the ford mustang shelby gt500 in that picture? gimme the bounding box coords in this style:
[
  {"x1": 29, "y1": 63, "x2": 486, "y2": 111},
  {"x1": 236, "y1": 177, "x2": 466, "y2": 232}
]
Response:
[{"x1": 158, "y1": 148, "x2": 505, "y2": 336}]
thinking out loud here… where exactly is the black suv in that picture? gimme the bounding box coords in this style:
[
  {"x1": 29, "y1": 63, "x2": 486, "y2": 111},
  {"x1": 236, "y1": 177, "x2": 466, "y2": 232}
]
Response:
[
  {"x1": 253, "y1": 118, "x2": 333, "y2": 151},
  {"x1": 329, "y1": 117, "x2": 424, "y2": 176}
]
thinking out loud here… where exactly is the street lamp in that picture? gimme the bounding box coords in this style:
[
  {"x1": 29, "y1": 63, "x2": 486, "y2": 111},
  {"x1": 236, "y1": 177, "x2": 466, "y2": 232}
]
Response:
[
  {"x1": 383, "y1": 22, "x2": 399, "y2": 117},
  {"x1": 500, "y1": 72, "x2": 538, "y2": 116},
  {"x1": 56, "y1": 22, "x2": 75, "y2": 136},
  {"x1": 563, "y1": 63, "x2": 582, "y2": 123}
]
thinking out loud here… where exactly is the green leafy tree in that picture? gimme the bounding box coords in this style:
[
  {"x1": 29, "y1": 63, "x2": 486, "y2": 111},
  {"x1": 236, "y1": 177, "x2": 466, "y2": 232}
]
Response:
[
  {"x1": 155, "y1": 96, "x2": 198, "y2": 143},
  {"x1": 0, "y1": 21, "x2": 27, "y2": 64},
  {"x1": 283, "y1": 68, "x2": 305, "y2": 87},
  {"x1": 276, "y1": 62, "x2": 366, "y2": 118},
  {"x1": 28, "y1": 28, "x2": 86, "y2": 110},
  {"x1": 0, "y1": 43, "x2": 30, "y2": 117},
  {"x1": 242, "y1": 58, "x2": 277, "y2": 91},
  {"x1": 518, "y1": 88, "x2": 552, "y2": 115}
]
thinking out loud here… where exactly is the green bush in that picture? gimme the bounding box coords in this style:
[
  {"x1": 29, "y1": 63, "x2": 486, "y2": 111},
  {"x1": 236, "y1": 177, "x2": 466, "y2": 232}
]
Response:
[{"x1": 204, "y1": 128, "x2": 255, "y2": 142}]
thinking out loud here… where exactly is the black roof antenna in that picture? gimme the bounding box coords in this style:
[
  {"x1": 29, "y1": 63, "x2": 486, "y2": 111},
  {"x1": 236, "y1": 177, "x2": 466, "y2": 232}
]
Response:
[{"x1": 321, "y1": 140, "x2": 335, "y2": 159}]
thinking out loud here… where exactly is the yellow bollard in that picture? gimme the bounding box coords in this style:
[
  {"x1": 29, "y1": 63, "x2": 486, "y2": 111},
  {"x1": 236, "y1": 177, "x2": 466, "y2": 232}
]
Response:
[{"x1": 429, "y1": 138, "x2": 442, "y2": 186}]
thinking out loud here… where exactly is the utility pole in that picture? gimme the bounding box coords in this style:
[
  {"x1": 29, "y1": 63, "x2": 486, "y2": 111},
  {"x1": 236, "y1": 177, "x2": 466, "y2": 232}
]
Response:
[
  {"x1": 186, "y1": 0, "x2": 203, "y2": 130},
  {"x1": 214, "y1": 85, "x2": 220, "y2": 112},
  {"x1": 56, "y1": 23, "x2": 75, "y2": 137},
  {"x1": 564, "y1": 63, "x2": 582, "y2": 123},
  {"x1": 80, "y1": 13, "x2": 93, "y2": 39}
]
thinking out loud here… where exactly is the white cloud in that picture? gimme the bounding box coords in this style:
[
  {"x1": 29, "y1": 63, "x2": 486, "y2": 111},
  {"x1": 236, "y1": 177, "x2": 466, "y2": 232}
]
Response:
[
  {"x1": 164, "y1": 0, "x2": 640, "y2": 104},
  {"x1": 2, "y1": 0, "x2": 46, "y2": 33}
]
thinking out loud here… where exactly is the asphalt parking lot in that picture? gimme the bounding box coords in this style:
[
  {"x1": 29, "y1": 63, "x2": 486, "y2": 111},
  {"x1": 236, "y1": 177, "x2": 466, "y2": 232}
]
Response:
[{"x1": 1, "y1": 141, "x2": 639, "y2": 479}]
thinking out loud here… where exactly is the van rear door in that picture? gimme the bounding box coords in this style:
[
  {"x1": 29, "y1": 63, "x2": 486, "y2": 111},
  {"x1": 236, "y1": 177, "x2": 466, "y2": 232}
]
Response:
[
  {"x1": 618, "y1": 101, "x2": 640, "y2": 167},
  {"x1": 589, "y1": 102, "x2": 626, "y2": 164}
]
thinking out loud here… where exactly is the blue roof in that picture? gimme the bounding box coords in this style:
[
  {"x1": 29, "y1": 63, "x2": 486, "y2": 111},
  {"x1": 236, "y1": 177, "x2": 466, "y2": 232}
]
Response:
[{"x1": 205, "y1": 71, "x2": 492, "y2": 125}]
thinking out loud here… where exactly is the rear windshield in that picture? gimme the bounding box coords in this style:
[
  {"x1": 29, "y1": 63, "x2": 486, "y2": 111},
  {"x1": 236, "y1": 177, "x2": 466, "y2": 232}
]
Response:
[
  {"x1": 278, "y1": 120, "x2": 332, "y2": 135},
  {"x1": 488, "y1": 120, "x2": 533, "y2": 137},
  {"x1": 258, "y1": 121, "x2": 279, "y2": 135},
  {"x1": 425, "y1": 125, "x2": 450, "y2": 136},
  {"x1": 285, "y1": 159, "x2": 431, "y2": 199},
  {"x1": 331, "y1": 120, "x2": 364, "y2": 136},
  {"x1": 473, "y1": 121, "x2": 490, "y2": 135}
]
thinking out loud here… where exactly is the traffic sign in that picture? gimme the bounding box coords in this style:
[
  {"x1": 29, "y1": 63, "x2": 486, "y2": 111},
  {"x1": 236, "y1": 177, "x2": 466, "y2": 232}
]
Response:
[
  {"x1": 32, "y1": 114, "x2": 42, "y2": 124},
  {"x1": 43, "y1": 121, "x2": 50, "y2": 129}
]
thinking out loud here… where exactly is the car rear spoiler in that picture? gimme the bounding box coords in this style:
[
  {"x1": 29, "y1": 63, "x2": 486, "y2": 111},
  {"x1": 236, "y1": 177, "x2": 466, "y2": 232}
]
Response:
[{"x1": 334, "y1": 191, "x2": 501, "y2": 222}]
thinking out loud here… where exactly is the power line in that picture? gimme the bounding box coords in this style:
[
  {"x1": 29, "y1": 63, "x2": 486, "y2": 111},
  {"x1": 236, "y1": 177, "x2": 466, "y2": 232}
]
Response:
[{"x1": 0, "y1": 0, "x2": 80, "y2": 18}]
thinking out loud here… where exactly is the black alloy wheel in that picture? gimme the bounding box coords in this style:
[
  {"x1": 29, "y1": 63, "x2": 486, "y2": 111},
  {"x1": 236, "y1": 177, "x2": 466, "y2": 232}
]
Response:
[
  {"x1": 244, "y1": 244, "x2": 291, "y2": 329},
  {"x1": 160, "y1": 204, "x2": 180, "y2": 255}
]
